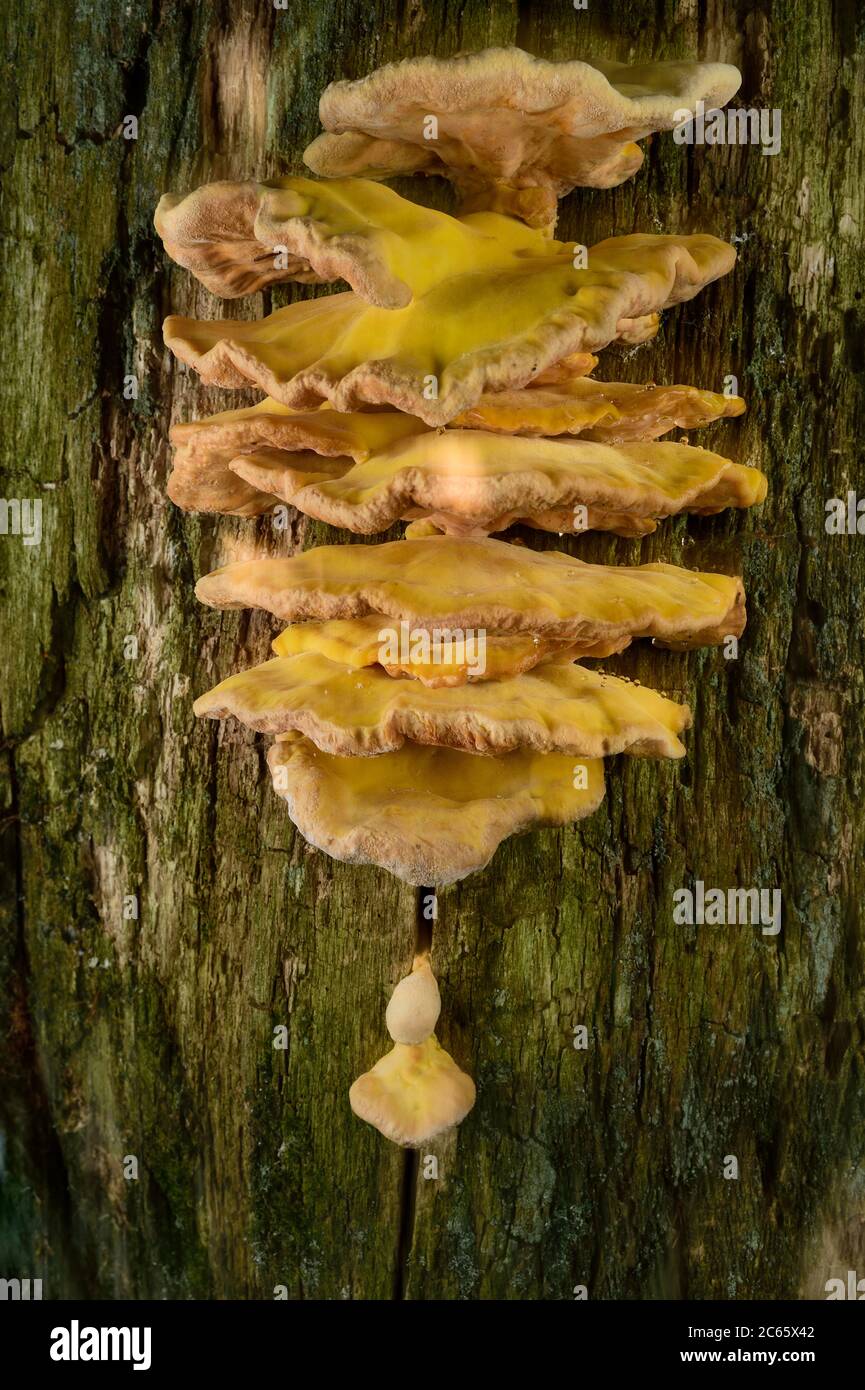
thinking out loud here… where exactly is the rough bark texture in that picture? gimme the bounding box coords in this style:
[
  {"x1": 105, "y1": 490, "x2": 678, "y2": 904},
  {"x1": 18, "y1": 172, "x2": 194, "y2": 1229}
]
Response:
[{"x1": 1, "y1": 0, "x2": 863, "y2": 1301}]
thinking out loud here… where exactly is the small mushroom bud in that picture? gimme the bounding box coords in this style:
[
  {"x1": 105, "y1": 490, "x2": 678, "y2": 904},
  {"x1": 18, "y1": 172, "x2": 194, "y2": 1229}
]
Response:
[
  {"x1": 385, "y1": 956, "x2": 441, "y2": 1044},
  {"x1": 350, "y1": 956, "x2": 475, "y2": 1146}
]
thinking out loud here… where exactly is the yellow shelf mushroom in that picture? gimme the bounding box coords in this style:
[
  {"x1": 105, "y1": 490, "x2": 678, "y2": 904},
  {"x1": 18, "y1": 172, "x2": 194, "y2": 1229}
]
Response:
[
  {"x1": 156, "y1": 174, "x2": 574, "y2": 306},
  {"x1": 195, "y1": 535, "x2": 746, "y2": 650},
  {"x1": 193, "y1": 649, "x2": 692, "y2": 758},
  {"x1": 303, "y1": 47, "x2": 741, "y2": 231},
  {"x1": 454, "y1": 376, "x2": 746, "y2": 442},
  {"x1": 230, "y1": 430, "x2": 766, "y2": 539},
  {"x1": 155, "y1": 173, "x2": 737, "y2": 317},
  {"x1": 150, "y1": 49, "x2": 765, "y2": 1130},
  {"x1": 163, "y1": 229, "x2": 735, "y2": 425},
  {"x1": 270, "y1": 617, "x2": 611, "y2": 686},
  {"x1": 167, "y1": 376, "x2": 747, "y2": 519},
  {"x1": 268, "y1": 735, "x2": 606, "y2": 885},
  {"x1": 350, "y1": 958, "x2": 475, "y2": 1146},
  {"x1": 350, "y1": 1035, "x2": 475, "y2": 1146},
  {"x1": 167, "y1": 398, "x2": 427, "y2": 516}
]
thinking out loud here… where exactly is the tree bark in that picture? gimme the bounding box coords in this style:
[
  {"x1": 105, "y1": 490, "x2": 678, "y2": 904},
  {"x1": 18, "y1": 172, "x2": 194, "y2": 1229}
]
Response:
[{"x1": 1, "y1": 0, "x2": 863, "y2": 1300}]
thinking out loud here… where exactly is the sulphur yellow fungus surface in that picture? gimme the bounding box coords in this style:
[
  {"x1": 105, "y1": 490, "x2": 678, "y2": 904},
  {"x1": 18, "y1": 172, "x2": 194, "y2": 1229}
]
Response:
[
  {"x1": 166, "y1": 376, "x2": 748, "y2": 518},
  {"x1": 157, "y1": 174, "x2": 570, "y2": 304},
  {"x1": 278, "y1": 429, "x2": 765, "y2": 537},
  {"x1": 196, "y1": 536, "x2": 745, "y2": 648},
  {"x1": 455, "y1": 377, "x2": 746, "y2": 440},
  {"x1": 268, "y1": 733, "x2": 606, "y2": 884},
  {"x1": 164, "y1": 232, "x2": 736, "y2": 425},
  {"x1": 270, "y1": 616, "x2": 606, "y2": 685},
  {"x1": 194, "y1": 649, "x2": 691, "y2": 758},
  {"x1": 348, "y1": 1035, "x2": 476, "y2": 1145}
]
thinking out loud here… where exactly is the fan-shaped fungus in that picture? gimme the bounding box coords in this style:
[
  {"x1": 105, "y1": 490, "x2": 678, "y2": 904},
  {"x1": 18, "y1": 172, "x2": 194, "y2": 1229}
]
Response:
[
  {"x1": 304, "y1": 47, "x2": 741, "y2": 230},
  {"x1": 163, "y1": 228, "x2": 735, "y2": 425},
  {"x1": 194, "y1": 536, "x2": 746, "y2": 649},
  {"x1": 193, "y1": 649, "x2": 692, "y2": 758},
  {"x1": 349, "y1": 953, "x2": 475, "y2": 1145},
  {"x1": 267, "y1": 736, "x2": 606, "y2": 884}
]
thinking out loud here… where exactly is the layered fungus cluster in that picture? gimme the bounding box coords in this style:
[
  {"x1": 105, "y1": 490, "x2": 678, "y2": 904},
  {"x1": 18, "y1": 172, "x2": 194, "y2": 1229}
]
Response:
[{"x1": 157, "y1": 48, "x2": 758, "y2": 1145}]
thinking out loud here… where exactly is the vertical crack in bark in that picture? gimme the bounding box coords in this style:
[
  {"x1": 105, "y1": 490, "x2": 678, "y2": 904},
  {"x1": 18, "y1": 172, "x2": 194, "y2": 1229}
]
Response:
[
  {"x1": 391, "y1": 885, "x2": 436, "y2": 1299},
  {"x1": 414, "y1": 884, "x2": 435, "y2": 960},
  {"x1": 0, "y1": 751, "x2": 87, "y2": 1295},
  {"x1": 393, "y1": 1147, "x2": 420, "y2": 1301}
]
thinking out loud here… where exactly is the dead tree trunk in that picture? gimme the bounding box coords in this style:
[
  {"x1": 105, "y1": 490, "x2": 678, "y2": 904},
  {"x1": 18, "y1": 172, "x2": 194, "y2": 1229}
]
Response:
[{"x1": 1, "y1": 0, "x2": 863, "y2": 1299}]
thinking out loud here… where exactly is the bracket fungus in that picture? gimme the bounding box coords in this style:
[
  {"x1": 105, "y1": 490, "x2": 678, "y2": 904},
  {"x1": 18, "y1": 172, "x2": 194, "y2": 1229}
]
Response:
[
  {"x1": 155, "y1": 180, "x2": 327, "y2": 300},
  {"x1": 151, "y1": 42, "x2": 766, "y2": 1136},
  {"x1": 156, "y1": 174, "x2": 577, "y2": 306},
  {"x1": 167, "y1": 398, "x2": 426, "y2": 516},
  {"x1": 166, "y1": 376, "x2": 747, "y2": 520},
  {"x1": 195, "y1": 535, "x2": 746, "y2": 650},
  {"x1": 268, "y1": 736, "x2": 606, "y2": 884},
  {"x1": 242, "y1": 430, "x2": 766, "y2": 538},
  {"x1": 268, "y1": 736, "x2": 605, "y2": 884},
  {"x1": 163, "y1": 229, "x2": 736, "y2": 425},
  {"x1": 303, "y1": 47, "x2": 741, "y2": 230},
  {"x1": 349, "y1": 957, "x2": 475, "y2": 1145},
  {"x1": 270, "y1": 618, "x2": 601, "y2": 687},
  {"x1": 193, "y1": 649, "x2": 692, "y2": 759},
  {"x1": 454, "y1": 376, "x2": 746, "y2": 442}
]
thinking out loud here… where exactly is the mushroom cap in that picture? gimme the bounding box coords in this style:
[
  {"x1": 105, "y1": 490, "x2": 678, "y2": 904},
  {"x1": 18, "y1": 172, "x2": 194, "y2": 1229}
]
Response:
[
  {"x1": 157, "y1": 174, "x2": 570, "y2": 305},
  {"x1": 454, "y1": 377, "x2": 747, "y2": 442},
  {"x1": 304, "y1": 47, "x2": 741, "y2": 228},
  {"x1": 270, "y1": 617, "x2": 608, "y2": 686},
  {"x1": 165, "y1": 377, "x2": 746, "y2": 518},
  {"x1": 267, "y1": 735, "x2": 606, "y2": 885},
  {"x1": 166, "y1": 457, "x2": 279, "y2": 517},
  {"x1": 193, "y1": 649, "x2": 692, "y2": 759},
  {"x1": 163, "y1": 231, "x2": 736, "y2": 426},
  {"x1": 349, "y1": 1036, "x2": 476, "y2": 1146},
  {"x1": 195, "y1": 535, "x2": 747, "y2": 648},
  {"x1": 169, "y1": 446, "x2": 350, "y2": 517},
  {"x1": 268, "y1": 430, "x2": 766, "y2": 538},
  {"x1": 155, "y1": 180, "x2": 328, "y2": 299},
  {"x1": 385, "y1": 960, "x2": 441, "y2": 1044},
  {"x1": 171, "y1": 396, "x2": 425, "y2": 467},
  {"x1": 168, "y1": 397, "x2": 420, "y2": 516}
]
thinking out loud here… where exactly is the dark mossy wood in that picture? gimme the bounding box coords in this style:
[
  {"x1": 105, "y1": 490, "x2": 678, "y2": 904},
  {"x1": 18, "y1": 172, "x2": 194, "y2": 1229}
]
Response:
[{"x1": 1, "y1": 0, "x2": 863, "y2": 1300}]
